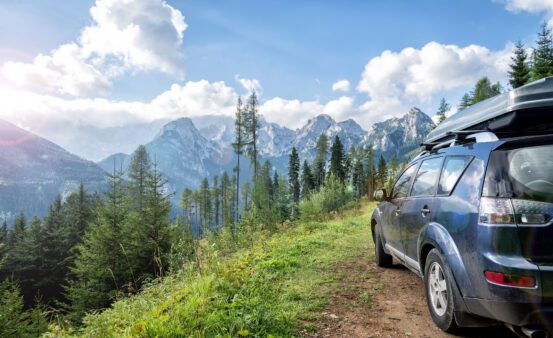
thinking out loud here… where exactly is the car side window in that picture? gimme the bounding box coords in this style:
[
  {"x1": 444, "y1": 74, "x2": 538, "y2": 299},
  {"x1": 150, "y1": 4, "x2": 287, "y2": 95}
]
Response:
[
  {"x1": 392, "y1": 164, "x2": 418, "y2": 199},
  {"x1": 438, "y1": 156, "x2": 472, "y2": 195},
  {"x1": 410, "y1": 157, "x2": 443, "y2": 197}
]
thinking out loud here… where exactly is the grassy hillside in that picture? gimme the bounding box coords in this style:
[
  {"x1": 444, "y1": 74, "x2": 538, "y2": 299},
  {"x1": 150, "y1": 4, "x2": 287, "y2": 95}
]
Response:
[{"x1": 49, "y1": 202, "x2": 376, "y2": 337}]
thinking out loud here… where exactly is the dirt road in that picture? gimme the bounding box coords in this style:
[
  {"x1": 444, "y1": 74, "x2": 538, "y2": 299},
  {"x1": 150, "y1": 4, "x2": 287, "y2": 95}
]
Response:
[{"x1": 304, "y1": 256, "x2": 517, "y2": 338}]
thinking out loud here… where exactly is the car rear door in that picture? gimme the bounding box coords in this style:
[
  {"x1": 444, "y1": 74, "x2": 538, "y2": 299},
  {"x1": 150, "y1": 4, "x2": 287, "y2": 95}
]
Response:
[{"x1": 400, "y1": 157, "x2": 443, "y2": 271}]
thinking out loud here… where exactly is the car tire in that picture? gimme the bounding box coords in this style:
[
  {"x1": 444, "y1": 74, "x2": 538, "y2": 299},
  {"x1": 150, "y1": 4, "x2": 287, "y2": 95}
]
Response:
[
  {"x1": 424, "y1": 248, "x2": 459, "y2": 333},
  {"x1": 374, "y1": 223, "x2": 393, "y2": 268}
]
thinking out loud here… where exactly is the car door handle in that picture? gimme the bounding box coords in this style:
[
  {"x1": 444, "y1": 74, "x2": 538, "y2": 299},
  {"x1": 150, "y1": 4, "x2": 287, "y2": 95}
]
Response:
[
  {"x1": 421, "y1": 207, "x2": 430, "y2": 216},
  {"x1": 395, "y1": 209, "x2": 401, "y2": 215}
]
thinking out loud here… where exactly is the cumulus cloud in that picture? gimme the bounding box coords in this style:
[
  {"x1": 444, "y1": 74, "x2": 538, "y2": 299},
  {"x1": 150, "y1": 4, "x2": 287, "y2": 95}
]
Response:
[
  {"x1": 502, "y1": 0, "x2": 553, "y2": 26},
  {"x1": 1, "y1": 0, "x2": 186, "y2": 97},
  {"x1": 331, "y1": 79, "x2": 351, "y2": 92},
  {"x1": 234, "y1": 74, "x2": 263, "y2": 94},
  {"x1": 260, "y1": 96, "x2": 355, "y2": 128},
  {"x1": 356, "y1": 41, "x2": 513, "y2": 122}
]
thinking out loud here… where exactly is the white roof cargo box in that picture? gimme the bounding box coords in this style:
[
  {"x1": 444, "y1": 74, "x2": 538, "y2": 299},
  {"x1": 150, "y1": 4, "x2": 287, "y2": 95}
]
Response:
[{"x1": 425, "y1": 77, "x2": 553, "y2": 144}]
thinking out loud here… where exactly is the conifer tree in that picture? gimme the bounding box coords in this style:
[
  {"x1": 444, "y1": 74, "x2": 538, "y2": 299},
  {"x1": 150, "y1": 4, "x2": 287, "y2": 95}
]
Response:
[
  {"x1": 199, "y1": 178, "x2": 211, "y2": 228},
  {"x1": 221, "y1": 172, "x2": 231, "y2": 225},
  {"x1": 65, "y1": 166, "x2": 132, "y2": 320},
  {"x1": 232, "y1": 97, "x2": 245, "y2": 223},
  {"x1": 364, "y1": 146, "x2": 376, "y2": 199},
  {"x1": 470, "y1": 77, "x2": 502, "y2": 105},
  {"x1": 63, "y1": 183, "x2": 96, "y2": 257},
  {"x1": 180, "y1": 188, "x2": 194, "y2": 224},
  {"x1": 272, "y1": 171, "x2": 279, "y2": 201},
  {"x1": 212, "y1": 176, "x2": 220, "y2": 227},
  {"x1": 376, "y1": 154, "x2": 387, "y2": 189},
  {"x1": 458, "y1": 93, "x2": 472, "y2": 111},
  {"x1": 0, "y1": 279, "x2": 47, "y2": 337},
  {"x1": 436, "y1": 98, "x2": 450, "y2": 124},
  {"x1": 300, "y1": 160, "x2": 315, "y2": 199},
  {"x1": 329, "y1": 136, "x2": 346, "y2": 181},
  {"x1": 133, "y1": 160, "x2": 172, "y2": 277},
  {"x1": 532, "y1": 22, "x2": 553, "y2": 81},
  {"x1": 241, "y1": 181, "x2": 251, "y2": 212},
  {"x1": 313, "y1": 134, "x2": 329, "y2": 189},
  {"x1": 352, "y1": 160, "x2": 365, "y2": 198},
  {"x1": 127, "y1": 145, "x2": 152, "y2": 213},
  {"x1": 243, "y1": 92, "x2": 260, "y2": 177},
  {"x1": 509, "y1": 40, "x2": 531, "y2": 88},
  {"x1": 288, "y1": 147, "x2": 300, "y2": 204},
  {"x1": 9, "y1": 212, "x2": 26, "y2": 248}
]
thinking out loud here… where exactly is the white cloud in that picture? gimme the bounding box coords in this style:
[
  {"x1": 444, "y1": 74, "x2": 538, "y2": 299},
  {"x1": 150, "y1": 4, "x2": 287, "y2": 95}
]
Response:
[
  {"x1": 260, "y1": 96, "x2": 355, "y2": 129},
  {"x1": 234, "y1": 74, "x2": 263, "y2": 94},
  {"x1": 1, "y1": 0, "x2": 186, "y2": 97},
  {"x1": 0, "y1": 80, "x2": 236, "y2": 131},
  {"x1": 331, "y1": 79, "x2": 351, "y2": 92},
  {"x1": 357, "y1": 41, "x2": 513, "y2": 122},
  {"x1": 501, "y1": 0, "x2": 553, "y2": 27}
]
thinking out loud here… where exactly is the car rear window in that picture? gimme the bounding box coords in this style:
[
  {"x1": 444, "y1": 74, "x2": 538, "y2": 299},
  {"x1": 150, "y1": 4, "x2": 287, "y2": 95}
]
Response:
[
  {"x1": 438, "y1": 156, "x2": 472, "y2": 195},
  {"x1": 483, "y1": 144, "x2": 553, "y2": 202},
  {"x1": 410, "y1": 157, "x2": 443, "y2": 197}
]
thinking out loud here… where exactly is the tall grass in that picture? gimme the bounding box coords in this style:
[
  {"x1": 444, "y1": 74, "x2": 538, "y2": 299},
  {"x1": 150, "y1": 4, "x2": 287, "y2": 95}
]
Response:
[{"x1": 46, "y1": 201, "x2": 375, "y2": 337}]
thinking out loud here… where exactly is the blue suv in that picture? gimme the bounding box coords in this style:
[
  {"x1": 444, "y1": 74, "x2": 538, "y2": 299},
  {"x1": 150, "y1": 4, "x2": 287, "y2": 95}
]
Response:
[{"x1": 371, "y1": 77, "x2": 553, "y2": 338}]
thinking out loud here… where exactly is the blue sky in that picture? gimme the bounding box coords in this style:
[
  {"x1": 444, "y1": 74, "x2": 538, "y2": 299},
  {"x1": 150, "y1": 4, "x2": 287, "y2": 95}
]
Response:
[{"x1": 0, "y1": 0, "x2": 551, "y2": 159}]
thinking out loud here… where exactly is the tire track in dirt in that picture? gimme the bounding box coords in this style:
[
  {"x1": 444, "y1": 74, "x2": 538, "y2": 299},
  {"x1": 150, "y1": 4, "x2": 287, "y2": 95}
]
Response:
[{"x1": 303, "y1": 255, "x2": 517, "y2": 338}]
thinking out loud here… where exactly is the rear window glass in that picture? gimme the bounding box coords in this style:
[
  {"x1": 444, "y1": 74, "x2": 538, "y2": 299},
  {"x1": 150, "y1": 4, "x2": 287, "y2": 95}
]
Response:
[
  {"x1": 438, "y1": 156, "x2": 472, "y2": 195},
  {"x1": 483, "y1": 145, "x2": 553, "y2": 202},
  {"x1": 392, "y1": 164, "x2": 417, "y2": 199},
  {"x1": 411, "y1": 157, "x2": 442, "y2": 197}
]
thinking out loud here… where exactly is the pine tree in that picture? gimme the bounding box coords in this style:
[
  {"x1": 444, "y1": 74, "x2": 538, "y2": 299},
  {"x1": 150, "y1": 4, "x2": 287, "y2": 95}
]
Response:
[
  {"x1": 232, "y1": 97, "x2": 245, "y2": 223},
  {"x1": 288, "y1": 147, "x2": 300, "y2": 204},
  {"x1": 352, "y1": 160, "x2": 365, "y2": 198},
  {"x1": 243, "y1": 92, "x2": 260, "y2": 177},
  {"x1": 509, "y1": 40, "x2": 531, "y2": 88},
  {"x1": 458, "y1": 93, "x2": 472, "y2": 111},
  {"x1": 300, "y1": 160, "x2": 315, "y2": 199},
  {"x1": 212, "y1": 176, "x2": 220, "y2": 227},
  {"x1": 313, "y1": 134, "x2": 328, "y2": 189},
  {"x1": 133, "y1": 160, "x2": 172, "y2": 277},
  {"x1": 470, "y1": 77, "x2": 502, "y2": 105},
  {"x1": 241, "y1": 181, "x2": 251, "y2": 212},
  {"x1": 39, "y1": 195, "x2": 71, "y2": 302},
  {"x1": 0, "y1": 219, "x2": 7, "y2": 260},
  {"x1": 376, "y1": 154, "x2": 387, "y2": 189},
  {"x1": 199, "y1": 178, "x2": 211, "y2": 228},
  {"x1": 532, "y1": 22, "x2": 553, "y2": 81},
  {"x1": 221, "y1": 172, "x2": 231, "y2": 226},
  {"x1": 364, "y1": 145, "x2": 376, "y2": 199},
  {"x1": 329, "y1": 136, "x2": 346, "y2": 181},
  {"x1": 386, "y1": 155, "x2": 400, "y2": 191},
  {"x1": 272, "y1": 171, "x2": 279, "y2": 202},
  {"x1": 63, "y1": 183, "x2": 96, "y2": 257},
  {"x1": 65, "y1": 166, "x2": 133, "y2": 320},
  {"x1": 127, "y1": 145, "x2": 152, "y2": 213},
  {"x1": 436, "y1": 98, "x2": 450, "y2": 124},
  {"x1": 180, "y1": 188, "x2": 194, "y2": 224},
  {"x1": 0, "y1": 279, "x2": 47, "y2": 337},
  {"x1": 9, "y1": 212, "x2": 26, "y2": 248}
]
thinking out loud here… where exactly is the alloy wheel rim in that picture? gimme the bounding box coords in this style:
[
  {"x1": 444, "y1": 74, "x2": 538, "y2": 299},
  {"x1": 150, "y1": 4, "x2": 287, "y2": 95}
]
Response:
[{"x1": 428, "y1": 262, "x2": 448, "y2": 316}]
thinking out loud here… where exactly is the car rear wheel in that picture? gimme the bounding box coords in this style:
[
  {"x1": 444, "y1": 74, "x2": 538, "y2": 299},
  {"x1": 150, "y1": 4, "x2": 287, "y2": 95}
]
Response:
[
  {"x1": 374, "y1": 223, "x2": 393, "y2": 267},
  {"x1": 424, "y1": 249, "x2": 459, "y2": 333}
]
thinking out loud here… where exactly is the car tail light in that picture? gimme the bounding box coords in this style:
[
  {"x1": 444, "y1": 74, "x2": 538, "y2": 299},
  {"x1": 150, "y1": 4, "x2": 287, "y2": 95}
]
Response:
[
  {"x1": 479, "y1": 197, "x2": 515, "y2": 224},
  {"x1": 511, "y1": 199, "x2": 553, "y2": 225},
  {"x1": 485, "y1": 271, "x2": 536, "y2": 288}
]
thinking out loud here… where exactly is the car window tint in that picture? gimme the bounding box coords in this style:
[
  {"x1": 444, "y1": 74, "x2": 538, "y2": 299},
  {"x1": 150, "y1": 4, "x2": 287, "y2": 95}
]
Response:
[
  {"x1": 411, "y1": 157, "x2": 443, "y2": 197},
  {"x1": 438, "y1": 156, "x2": 471, "y2": 195},
  {"x1": 392, "y1": 164, "x2": 417, "y2": 199}
]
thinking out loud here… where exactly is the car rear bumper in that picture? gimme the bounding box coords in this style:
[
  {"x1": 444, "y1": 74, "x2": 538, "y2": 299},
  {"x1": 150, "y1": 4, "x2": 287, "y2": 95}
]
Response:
[{"x1": 464, "y1": 297, "x2": 553, "y2": 327}]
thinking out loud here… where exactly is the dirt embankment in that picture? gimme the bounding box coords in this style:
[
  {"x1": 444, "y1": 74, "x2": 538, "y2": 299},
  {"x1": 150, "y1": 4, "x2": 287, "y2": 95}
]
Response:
[{"x1": 304, "y1": 256, "x2": 516, "y2": 338}]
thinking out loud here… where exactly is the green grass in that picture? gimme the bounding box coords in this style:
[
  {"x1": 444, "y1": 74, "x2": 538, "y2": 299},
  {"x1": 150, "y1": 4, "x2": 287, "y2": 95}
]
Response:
[{"x1": 50, "y1": 202, "x2": 376, "y2": 337}]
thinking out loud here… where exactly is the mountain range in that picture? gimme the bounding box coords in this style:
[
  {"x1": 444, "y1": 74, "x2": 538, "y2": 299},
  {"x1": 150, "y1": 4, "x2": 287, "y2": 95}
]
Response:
[{"x1": 0, "y1": 108, "x2": 434, "y2": 223}]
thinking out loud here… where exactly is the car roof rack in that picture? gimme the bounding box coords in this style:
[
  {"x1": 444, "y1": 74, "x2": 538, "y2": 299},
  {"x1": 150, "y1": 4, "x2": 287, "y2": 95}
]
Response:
[{"x1": 420, "y1": 131, "x2": 498, "y2": 151}]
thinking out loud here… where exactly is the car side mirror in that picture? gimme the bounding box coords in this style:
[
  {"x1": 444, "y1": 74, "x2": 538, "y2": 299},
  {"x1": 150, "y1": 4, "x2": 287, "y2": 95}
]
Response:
[{"x1": 373, "y1": 189, "x2": 388, "y2": 202}]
